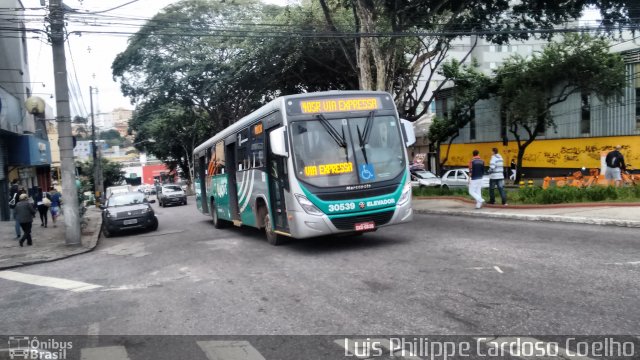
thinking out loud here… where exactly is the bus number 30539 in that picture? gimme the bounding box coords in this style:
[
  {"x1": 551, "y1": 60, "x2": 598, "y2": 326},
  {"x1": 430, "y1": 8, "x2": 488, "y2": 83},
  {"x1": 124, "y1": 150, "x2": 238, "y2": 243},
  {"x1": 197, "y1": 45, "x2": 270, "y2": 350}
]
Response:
[{"x1": 328, "y1": 202, "x2": 356, "y2": 212}]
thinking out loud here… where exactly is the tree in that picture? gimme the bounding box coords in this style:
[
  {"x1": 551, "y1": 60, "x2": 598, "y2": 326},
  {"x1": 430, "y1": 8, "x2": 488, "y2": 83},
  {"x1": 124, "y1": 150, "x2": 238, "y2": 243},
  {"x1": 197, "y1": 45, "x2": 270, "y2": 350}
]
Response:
[
  {"x1": 318, "y1": 0, "x2": 634, "y2": 120},
  {"x1": 428, "y1": 59, "x2": 490, "y2": 173},
  {"x1": 77, "y1": 158, "x2": 125, "y2": 190},
  {"x1": 113, "y1": 0, "x2": 358, "y2": 184},
  {"x1": 493, "y1": 34, "x2": 626, "y2": 182},
  {"x1": 73, "y1": 115, "x2": 87, "y2": 124},
  {"x1": 129, "y1": 99, "x2": 219, "y2": 188}
]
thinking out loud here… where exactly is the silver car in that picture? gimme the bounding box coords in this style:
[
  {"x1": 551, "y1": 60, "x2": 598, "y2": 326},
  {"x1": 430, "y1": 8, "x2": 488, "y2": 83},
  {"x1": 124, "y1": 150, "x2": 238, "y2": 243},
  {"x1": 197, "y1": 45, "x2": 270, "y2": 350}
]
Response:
[
  {"x1": 441, "y1": 168, "x2": 490, "y2": 189},
  {"x1": 410, "y1": 170, "x2": 442, "y2": 188}
]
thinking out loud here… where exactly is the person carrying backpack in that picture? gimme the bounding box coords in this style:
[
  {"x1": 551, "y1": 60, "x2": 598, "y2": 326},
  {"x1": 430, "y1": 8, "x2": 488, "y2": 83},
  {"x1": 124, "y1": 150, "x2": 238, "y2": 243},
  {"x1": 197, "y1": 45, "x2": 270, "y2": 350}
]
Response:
[
  {"x1": 605, "y1": 145, "x2": 626, "y2": 187},
  {"x1": 8, "y1": 180, "x2": 22, "y2": 239}
]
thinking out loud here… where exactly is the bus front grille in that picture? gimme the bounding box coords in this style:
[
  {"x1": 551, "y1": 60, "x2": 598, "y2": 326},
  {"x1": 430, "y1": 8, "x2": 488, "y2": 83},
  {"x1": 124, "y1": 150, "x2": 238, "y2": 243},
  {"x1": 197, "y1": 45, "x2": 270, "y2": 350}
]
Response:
[{"x1": 329, "y1": 210, "x2": 395, "y2": 230}]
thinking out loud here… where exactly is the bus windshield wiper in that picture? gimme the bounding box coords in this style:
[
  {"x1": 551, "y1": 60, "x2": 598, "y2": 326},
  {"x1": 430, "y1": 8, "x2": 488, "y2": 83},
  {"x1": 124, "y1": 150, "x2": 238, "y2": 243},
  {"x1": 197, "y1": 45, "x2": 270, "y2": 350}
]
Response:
[
  {"x1": 316, "y1": 114, "x2": 346, "y2": 148},
  {"x1": 357, "y1": 111, "x2": 376, "y2": 164}
]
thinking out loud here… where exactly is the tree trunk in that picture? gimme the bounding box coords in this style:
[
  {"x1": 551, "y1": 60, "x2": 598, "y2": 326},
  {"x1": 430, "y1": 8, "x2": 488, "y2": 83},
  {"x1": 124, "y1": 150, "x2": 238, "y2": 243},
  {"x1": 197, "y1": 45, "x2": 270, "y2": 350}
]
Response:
[{"x1": 354, "y1": 0, "x2": 375, "y2": 90}]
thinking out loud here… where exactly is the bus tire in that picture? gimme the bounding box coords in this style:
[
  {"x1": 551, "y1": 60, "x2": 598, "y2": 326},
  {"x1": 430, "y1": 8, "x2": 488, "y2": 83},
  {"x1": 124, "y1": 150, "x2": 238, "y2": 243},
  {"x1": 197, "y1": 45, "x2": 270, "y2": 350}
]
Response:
[
  {"x1": 264, "y1": 212, "x2": 285, "y2": 246},
  {"x1": 211, "y1": 200, "x2": 227, "y2": 229}
]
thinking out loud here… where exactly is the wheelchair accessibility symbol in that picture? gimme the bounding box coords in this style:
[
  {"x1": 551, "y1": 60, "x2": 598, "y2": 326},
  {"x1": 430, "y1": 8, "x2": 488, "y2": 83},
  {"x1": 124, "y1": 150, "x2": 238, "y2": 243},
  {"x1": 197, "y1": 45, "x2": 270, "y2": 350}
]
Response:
[{"x1": 359, "y1": 164, "x2": 376, "y2": 182}]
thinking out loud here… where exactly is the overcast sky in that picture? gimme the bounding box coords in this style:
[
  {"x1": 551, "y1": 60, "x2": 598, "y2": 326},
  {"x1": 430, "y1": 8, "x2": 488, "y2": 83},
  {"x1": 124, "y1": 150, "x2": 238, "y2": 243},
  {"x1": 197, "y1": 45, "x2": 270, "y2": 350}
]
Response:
[
  {"x1": 22, "y1": 1, "x2": 599, "y2": 118},
  {"x1": 23, "y1": 0, "x2": 289, "y2": 117}
]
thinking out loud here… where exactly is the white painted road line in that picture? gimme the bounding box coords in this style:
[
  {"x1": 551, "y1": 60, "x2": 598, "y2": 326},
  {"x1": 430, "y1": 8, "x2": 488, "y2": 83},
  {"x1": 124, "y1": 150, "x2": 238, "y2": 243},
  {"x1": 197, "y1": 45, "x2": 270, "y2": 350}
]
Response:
[
  {"x1": 0, "y1": 270, "x2": 102, "y2": 292},
  {"x1": 493, "y1": 266, "x2": 504, "y2": 274},
  {"x1": 81, "y1": 346, "x2": 131, "y2": 360},
  {"x1": 197, "y1": 341, "x2": 266, "y2": 360}
]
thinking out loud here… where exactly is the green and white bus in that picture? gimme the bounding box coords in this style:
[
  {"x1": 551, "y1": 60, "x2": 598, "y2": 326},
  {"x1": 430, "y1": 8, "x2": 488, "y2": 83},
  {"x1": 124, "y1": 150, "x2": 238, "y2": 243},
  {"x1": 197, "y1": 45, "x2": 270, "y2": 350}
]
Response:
[{"x1": 193, "y1": 91, "x2": 415, "y2": 245}]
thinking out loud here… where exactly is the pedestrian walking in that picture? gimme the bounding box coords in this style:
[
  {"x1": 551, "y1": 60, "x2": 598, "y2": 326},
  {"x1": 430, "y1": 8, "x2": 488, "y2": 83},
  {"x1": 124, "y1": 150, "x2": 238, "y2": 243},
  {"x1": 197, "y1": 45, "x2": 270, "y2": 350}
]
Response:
[
  {"x1": 488, "y1": 148, "x2": 508, "y2": 206},
  {"x1": 34, "y1": 187, "x2": 51, "y2": 227},
  {"x1": 8, "y1": 180, "x2": 21, "y2": 239},
  {"x1": 49, "y1": 187, "x2": 62, "y2": 227},
  {"x1": 468, "y1": 150, "x2": 485, "y2": 209},
  {"x1": 14, "y1": 194, "x2": 36, "y2": 247},
  {"x1": 605, "y1": 145, "x2": 626, "y2": 187}
]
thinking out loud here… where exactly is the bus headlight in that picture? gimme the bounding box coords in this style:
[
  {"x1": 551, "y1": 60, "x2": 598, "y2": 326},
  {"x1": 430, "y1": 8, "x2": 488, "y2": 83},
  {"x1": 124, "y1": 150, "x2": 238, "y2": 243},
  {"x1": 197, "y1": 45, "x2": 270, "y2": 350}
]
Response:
[
  {"x1": 397, "y1": 183, "x2": 412, "y2": 206},
  {"x1": 295, "y1": 194, "x2": 324, "y2": 216}
]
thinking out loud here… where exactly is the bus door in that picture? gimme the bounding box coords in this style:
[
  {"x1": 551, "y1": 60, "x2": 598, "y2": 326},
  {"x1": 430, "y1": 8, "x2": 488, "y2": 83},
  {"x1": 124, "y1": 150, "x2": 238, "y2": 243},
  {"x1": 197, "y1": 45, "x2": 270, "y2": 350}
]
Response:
[
  {"x1": 225, "y1": 141, "x2": 241, "y2": 222},
  {"x1": 266, "y1": 127, "x2": 289, "y2": 232}
]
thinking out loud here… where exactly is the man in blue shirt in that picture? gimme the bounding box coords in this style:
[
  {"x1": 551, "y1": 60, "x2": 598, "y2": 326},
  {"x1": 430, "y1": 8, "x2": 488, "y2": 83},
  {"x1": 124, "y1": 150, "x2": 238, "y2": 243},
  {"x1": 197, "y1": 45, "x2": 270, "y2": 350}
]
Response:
[{"x1": 468, "y1": 150, "x2": 485, "y2": 209}]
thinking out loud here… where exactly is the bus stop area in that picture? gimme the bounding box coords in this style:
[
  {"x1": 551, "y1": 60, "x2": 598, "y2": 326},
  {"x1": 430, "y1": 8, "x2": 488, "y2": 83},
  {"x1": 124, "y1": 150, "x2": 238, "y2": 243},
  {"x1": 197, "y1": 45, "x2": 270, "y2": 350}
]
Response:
[
  {"x1": 2, "y1": 199, "x2": 640, "y2": 270},
  {"x1": 0, "y1": 207, "x2": 102, "y2": 270}
]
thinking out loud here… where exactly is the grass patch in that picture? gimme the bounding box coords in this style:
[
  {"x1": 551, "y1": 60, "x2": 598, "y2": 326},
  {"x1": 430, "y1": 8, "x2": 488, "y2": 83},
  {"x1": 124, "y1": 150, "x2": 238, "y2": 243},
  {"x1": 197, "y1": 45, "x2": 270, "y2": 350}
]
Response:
[{"x1": 413, "y1": 185, "x2": 640, "y2": 205}]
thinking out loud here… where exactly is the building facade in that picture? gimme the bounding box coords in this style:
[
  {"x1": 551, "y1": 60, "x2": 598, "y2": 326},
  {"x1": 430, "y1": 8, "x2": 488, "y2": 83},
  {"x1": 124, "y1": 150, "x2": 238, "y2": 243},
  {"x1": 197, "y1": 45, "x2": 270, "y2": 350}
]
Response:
[
  {"x1": 434, "y1": 41, "x2": 640, "y2": 177},
  {"x1": 0, "y1": 0, "x2": 52, "y2": 221}
]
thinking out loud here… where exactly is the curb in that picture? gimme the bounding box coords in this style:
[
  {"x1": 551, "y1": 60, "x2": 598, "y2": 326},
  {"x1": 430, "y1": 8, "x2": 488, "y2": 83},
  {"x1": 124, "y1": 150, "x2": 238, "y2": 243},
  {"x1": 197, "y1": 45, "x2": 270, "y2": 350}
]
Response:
[
  {"x1": 414, "y1": 196, "x2": 640, "y2": 209},
  {"x1": 414, "y1": 208, "x2": 640, "y2": 228},
  {"x1": 0, "y1": 210, "x2": 102, "y2": 271}
]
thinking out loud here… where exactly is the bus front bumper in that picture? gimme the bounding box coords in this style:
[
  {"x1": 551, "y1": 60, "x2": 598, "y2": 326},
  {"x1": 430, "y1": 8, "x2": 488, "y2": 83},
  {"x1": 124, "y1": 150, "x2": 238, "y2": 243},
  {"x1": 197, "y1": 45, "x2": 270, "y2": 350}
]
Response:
[{"x1": 288, "y1": 199, "x2": 413, "y2": 239}]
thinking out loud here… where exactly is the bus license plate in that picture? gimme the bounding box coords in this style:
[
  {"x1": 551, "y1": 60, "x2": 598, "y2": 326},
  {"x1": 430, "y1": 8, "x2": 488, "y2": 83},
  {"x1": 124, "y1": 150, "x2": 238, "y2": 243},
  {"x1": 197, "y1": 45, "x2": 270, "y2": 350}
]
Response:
[
  {"x1": 123, "y1": 219, "x2": 137, "y2": 225},
  {"x1": 355, "y1": 221, "x2": 375, "y2": 231}
]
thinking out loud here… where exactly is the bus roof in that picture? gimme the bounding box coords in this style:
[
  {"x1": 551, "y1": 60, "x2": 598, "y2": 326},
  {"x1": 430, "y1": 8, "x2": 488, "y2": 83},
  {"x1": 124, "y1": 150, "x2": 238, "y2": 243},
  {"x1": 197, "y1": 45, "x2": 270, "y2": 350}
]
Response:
[{"x1": 193, "y1": 90, "x2": 392, "y2": 156}]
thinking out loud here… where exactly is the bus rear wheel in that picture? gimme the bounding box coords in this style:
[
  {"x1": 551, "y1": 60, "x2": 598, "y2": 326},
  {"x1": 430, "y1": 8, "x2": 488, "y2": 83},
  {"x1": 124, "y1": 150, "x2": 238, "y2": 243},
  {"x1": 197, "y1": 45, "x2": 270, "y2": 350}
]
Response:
[
  {"x1": 263, "y1": 212, "x2": 285, "y2": 246},
  {"x1": 211, "y1": 200, "x2": 228, "y2": 229}
]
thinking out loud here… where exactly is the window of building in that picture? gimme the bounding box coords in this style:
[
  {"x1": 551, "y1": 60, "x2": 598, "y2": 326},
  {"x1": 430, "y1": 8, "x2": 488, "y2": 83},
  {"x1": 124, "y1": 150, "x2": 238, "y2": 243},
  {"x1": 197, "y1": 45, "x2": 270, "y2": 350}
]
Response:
[
  {"x1": 489, "y1": 45, "x2": 496, "y2": 52},
  {"x1": 636, "y1": 64, "x2": 640, "y2": 131},
  {"x1": 511, "y1": 45, "x2": 518, "y2": 52},
  {"x1": 500, "y1": 106, "x2": 507, "y2": 143},
  {"x1": 469, "y1": 108, "x2": 476, "y2": 140},
  {"x1": 489, "y1": 62, "x2": 497, "y2": 69},
  {"x1": 581, "y1": 91, "x2": 591, "y2": 134},
  {"x1": 501, "y1": 45, "x2": 509, "y2": 52}
]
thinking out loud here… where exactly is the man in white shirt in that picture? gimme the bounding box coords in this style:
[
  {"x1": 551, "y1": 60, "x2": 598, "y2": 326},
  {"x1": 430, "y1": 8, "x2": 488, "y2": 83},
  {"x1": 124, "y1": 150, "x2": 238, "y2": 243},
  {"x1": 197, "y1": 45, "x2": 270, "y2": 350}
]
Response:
[{"x1": 489, "y1": 148, "x2": 507, "y2": 205}]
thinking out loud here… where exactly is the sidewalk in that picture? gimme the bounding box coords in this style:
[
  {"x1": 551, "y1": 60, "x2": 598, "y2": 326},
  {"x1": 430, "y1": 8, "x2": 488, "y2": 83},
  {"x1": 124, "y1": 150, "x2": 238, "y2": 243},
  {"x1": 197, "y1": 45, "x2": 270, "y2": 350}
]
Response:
[
  {"x1": 0, "y1": 207, "x2": 102, "y2": 270},
  {"x1": 413, "y1": 197, "x2": 640, "y2": 228}
]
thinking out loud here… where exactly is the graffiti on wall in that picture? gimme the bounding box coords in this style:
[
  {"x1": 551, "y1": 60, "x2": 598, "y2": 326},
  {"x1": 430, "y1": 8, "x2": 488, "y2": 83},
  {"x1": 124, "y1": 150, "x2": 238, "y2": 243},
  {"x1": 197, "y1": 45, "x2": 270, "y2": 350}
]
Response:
[{"x1": 441, "y1": 137, "x2": 640, "y2": 168}]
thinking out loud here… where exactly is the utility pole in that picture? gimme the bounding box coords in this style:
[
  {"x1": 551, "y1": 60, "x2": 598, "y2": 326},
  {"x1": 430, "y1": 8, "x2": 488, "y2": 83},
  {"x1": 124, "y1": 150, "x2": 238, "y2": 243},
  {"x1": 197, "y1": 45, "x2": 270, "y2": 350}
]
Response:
[
  {"x1": 50, "y1": 0, "x2": 81, "y2": 245},
  {"x1": 89, "y1": 86, "x2": 103, "y2": 205}
]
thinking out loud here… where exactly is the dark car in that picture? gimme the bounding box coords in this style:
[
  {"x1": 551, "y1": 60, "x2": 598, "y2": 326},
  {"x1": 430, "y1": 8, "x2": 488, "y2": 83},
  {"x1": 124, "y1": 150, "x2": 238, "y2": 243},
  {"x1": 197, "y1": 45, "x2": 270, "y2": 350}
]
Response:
[
  {"x1": 101, "y1": 192, "x2": 158, "y2": 237},
  {"x1": 157, "y1": 184, "x2": 187, "y2": 207}
]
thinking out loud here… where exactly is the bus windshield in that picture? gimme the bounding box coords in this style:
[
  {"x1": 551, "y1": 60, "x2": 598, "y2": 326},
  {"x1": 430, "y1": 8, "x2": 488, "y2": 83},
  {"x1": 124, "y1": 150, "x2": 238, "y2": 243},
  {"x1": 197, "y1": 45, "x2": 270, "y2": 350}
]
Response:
[{"x1": 291, "y1": 115, "x2": 405, "y2": 187}]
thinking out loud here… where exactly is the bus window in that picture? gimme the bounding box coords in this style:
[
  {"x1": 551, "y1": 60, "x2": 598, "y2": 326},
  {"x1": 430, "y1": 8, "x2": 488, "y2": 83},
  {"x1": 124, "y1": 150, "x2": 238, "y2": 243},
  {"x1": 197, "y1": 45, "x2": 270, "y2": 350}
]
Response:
[
  {"x1": 214, "y1": 141, "x2": 225, "y2": 175},
  {"x1": 236, "y1": 128, "x2": 250, "y2": 171},
  {"x1": 250, "y1": 123, "x2": 265, "y2": 168}
]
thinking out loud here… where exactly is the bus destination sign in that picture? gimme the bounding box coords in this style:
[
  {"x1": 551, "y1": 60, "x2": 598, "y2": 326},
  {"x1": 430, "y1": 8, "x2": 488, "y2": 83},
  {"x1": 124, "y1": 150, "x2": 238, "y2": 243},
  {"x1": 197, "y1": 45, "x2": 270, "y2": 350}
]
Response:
[
  {"x1": 304, "y1": 162, "x2": 354, "y2": 177},
  {"x1": 299, "y1": 97, "x2": 380, "y2": 114}
]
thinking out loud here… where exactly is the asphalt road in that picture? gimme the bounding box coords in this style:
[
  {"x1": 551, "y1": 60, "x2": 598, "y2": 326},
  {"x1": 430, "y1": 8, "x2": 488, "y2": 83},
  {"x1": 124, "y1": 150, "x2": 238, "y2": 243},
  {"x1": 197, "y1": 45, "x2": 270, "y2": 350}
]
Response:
[{"x1": 0, "y1": 197, "x2": 639, "y2": 358}]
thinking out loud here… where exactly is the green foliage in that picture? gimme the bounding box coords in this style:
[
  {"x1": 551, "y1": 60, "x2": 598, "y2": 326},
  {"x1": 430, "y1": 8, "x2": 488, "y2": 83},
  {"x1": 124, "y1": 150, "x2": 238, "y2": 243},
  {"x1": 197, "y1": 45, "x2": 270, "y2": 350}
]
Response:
[
  {"x1": 429, "y1": 59, "x2": 490, "y2": 145},
  {"x1": 511, "y1": 186, "x2": 640, "y2": 204},
  {"x1": 113, "y1": 0, "x2": 358, "y2": 183},
  {"x1": 412, "y1": 186, "x2": 468, "y2": 197},
  {"x1": 76, "y1": 158, "x2": 125, "y2": 190},
  {"x1": 414, "y1": 184, "x2": 640, "y2": 204}
]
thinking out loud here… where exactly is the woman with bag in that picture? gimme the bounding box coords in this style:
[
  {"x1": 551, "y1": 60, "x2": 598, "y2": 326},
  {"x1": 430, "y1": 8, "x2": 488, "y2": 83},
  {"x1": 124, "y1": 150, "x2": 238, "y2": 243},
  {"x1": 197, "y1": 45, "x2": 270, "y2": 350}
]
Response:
[
  {"x1": 34, "y1": 187, "x2": 51, "y2": 227},
  {"x1": 49, "y1": 187, "x2": 62, "y2": 227}
]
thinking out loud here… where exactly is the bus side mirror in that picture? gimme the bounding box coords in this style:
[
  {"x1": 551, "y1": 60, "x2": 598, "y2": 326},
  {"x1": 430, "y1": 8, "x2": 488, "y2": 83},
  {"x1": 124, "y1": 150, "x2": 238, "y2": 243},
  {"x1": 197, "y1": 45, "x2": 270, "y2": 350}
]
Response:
[
  {"x1": 269, "y1": 127, "x2": 288, "y2": 157},
  {"x1": 401, "y1": 119, "x2": 416, "y2": 147}
]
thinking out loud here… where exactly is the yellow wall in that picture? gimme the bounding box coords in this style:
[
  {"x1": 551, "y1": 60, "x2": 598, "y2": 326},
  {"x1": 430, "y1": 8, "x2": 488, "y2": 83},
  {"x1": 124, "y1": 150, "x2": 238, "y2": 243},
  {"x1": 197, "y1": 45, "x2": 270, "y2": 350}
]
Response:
[{"x1": 441, "y1": 135, "x2": 640, "y2": 168}]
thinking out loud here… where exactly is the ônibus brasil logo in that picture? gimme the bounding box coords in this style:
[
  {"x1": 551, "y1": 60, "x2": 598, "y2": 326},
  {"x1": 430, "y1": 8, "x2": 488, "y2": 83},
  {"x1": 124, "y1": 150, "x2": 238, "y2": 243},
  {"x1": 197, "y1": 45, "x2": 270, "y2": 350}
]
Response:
[{"x1": 8, "y1": 336, "x2": 72, "y2": 359}]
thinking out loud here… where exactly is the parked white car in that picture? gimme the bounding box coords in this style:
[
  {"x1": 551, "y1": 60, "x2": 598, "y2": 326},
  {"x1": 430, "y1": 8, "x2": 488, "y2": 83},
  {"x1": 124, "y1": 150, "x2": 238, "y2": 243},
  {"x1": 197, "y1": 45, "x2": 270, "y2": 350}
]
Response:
[
  {"x1": 441, "y1": 168, "x2": 490, "y2": 189},
  {"x1": 410, "y1": 170, "x2": 441, "y2": 188}
]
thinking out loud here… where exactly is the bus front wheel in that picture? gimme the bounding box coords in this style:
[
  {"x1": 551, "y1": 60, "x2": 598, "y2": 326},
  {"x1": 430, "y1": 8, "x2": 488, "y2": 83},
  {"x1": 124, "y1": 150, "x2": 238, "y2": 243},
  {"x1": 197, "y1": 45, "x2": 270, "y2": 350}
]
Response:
[{"x1": 263, "y1": 212, "x2": 285, "y2": 246}]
